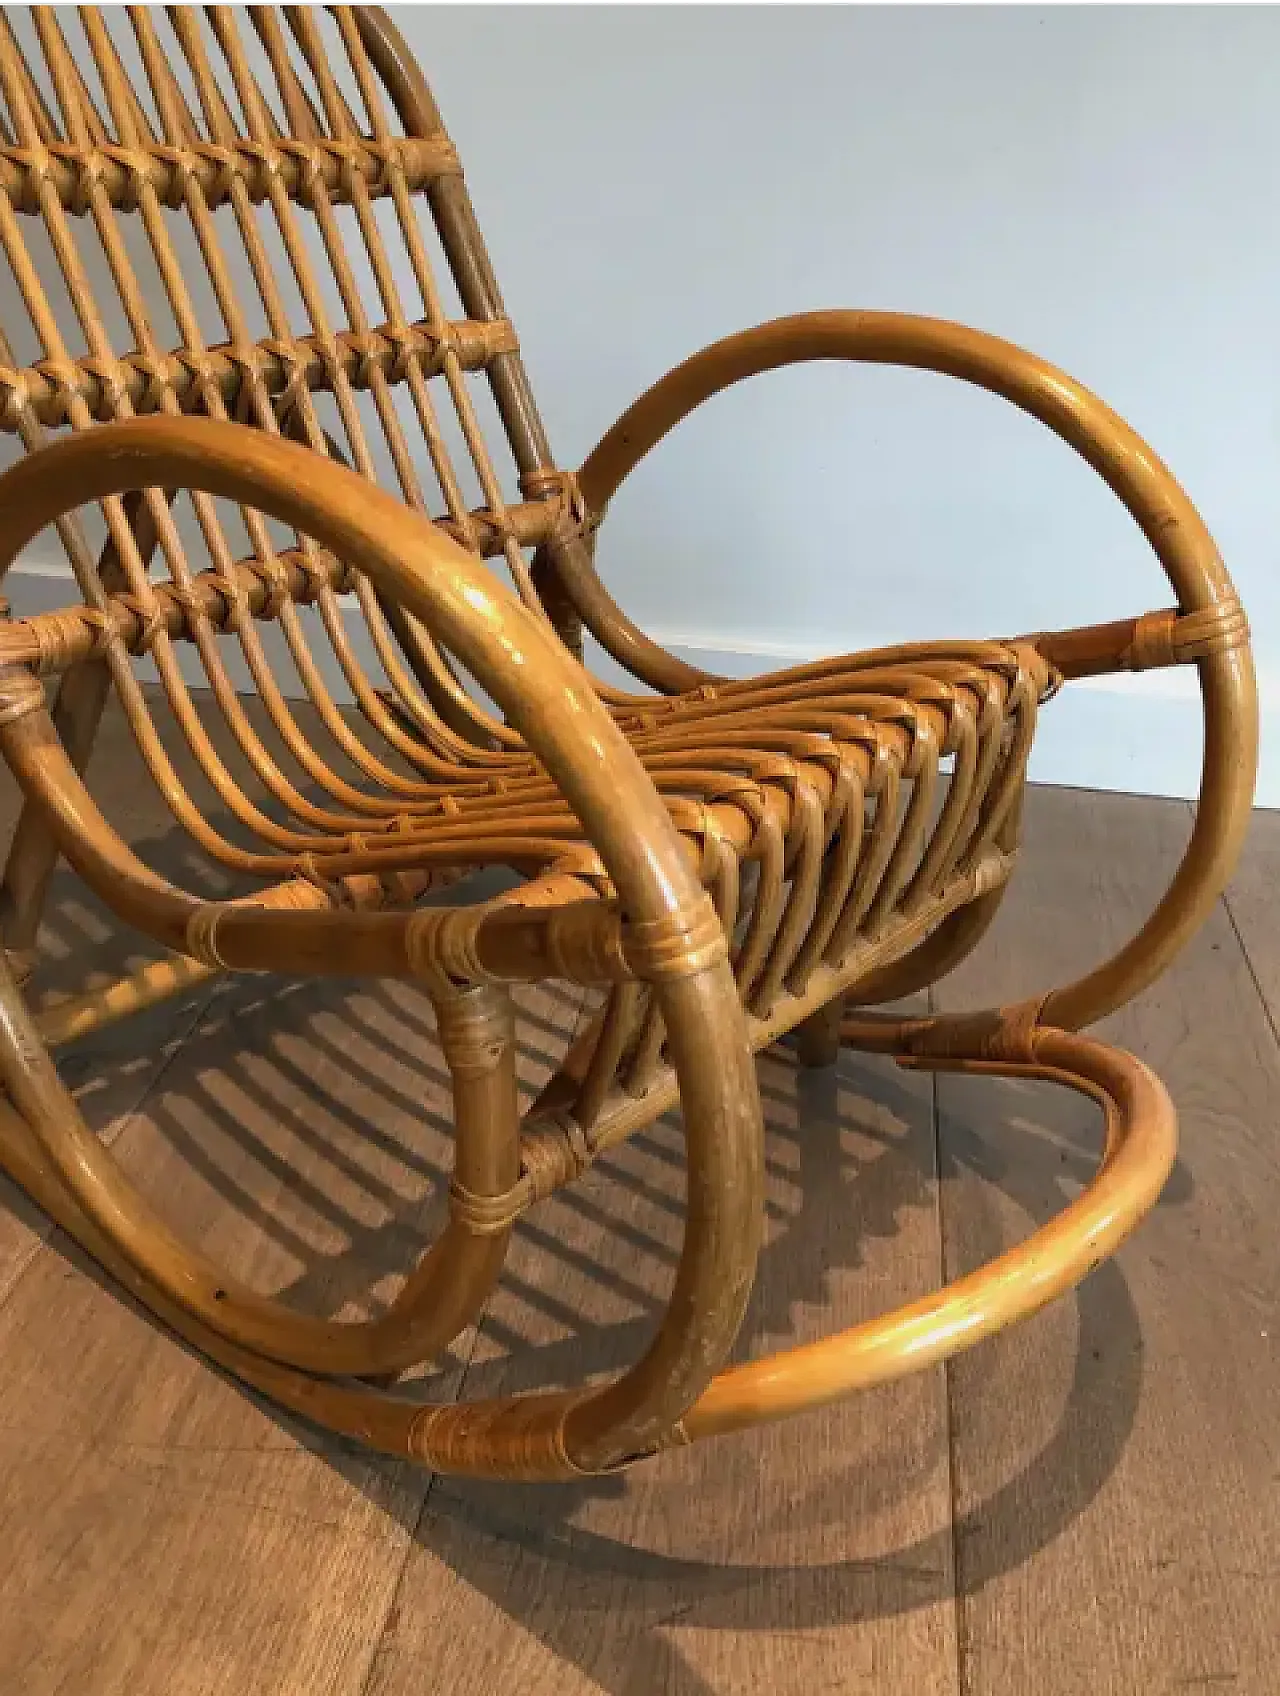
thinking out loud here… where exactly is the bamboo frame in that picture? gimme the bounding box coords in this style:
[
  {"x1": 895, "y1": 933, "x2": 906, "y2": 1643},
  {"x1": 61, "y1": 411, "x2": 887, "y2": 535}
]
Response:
[{"x1": 0, "y1": 6, "x2": 1255, "y2": 1480}]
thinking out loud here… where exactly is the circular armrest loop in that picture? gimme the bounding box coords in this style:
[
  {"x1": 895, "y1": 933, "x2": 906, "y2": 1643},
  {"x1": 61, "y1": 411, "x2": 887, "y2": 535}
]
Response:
[
  {"x1": 0, "y1": 416, "x2": 765, "y2": 1477},
  {"x1": 576, "y1": 310, "x2": 1257, "y2": 1029}
]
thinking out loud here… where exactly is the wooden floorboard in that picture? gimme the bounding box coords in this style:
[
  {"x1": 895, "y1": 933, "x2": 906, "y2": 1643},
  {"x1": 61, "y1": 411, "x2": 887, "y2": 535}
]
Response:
[
  {"x1": 369, "y1": 1031, "x2": 959, "y2": 1696},
  {"x1": 934, "y1": 789, "x2": 1280, "y2": 1695},
  {"x1": 0, "y1": 967, "x2": 472, "y2": 1694},
  {"x1": 0, "y1": 737, "x2": 1276, "y2": 1691}
]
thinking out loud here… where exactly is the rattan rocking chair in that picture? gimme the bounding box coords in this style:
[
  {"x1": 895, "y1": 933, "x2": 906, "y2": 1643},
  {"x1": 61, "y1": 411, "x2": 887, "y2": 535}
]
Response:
[{"x1": 0, "y1": 5, "x2": 1257, "y2": 1481}]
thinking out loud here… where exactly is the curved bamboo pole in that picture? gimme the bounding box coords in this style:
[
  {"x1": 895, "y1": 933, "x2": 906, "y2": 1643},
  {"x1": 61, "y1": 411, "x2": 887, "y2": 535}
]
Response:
[
  {"x1": 681, "y1": 1025, "x2": 1175, "y2": 1442},
  {"x1": 575, "y1": 310, "x2": 1257, "y2": 1028},
  {"x1": 0, "y1": 414, "x2": 764, "y2": 1478},
  {"x1": 0, "y1": 951, "x2": 1175, "y2": 1474}
]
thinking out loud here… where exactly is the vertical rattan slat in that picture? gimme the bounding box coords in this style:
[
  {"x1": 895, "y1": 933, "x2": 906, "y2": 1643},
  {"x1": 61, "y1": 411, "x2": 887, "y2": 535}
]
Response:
[
  {"x1": 162, "y1": 5, "x2": 489, "y2": 792},
  {"x1": 270, "y1": 7, "x2": 523, "y2": 747}
]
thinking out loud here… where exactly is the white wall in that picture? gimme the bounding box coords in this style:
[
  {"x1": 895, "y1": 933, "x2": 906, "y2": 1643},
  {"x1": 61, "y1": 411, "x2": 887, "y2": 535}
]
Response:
[
  {"x1": 3, "y1": 6, "x2": 1275, "y2": 803},
  {"x1": 399, "y1": 3, "x2": 1280, "y2": 804}
]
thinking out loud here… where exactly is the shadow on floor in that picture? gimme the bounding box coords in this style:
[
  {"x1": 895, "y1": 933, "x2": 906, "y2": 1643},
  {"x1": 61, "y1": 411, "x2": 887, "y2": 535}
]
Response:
[{"x1": 1, "y1": 835, "x2": 1184, "y2": 1692}]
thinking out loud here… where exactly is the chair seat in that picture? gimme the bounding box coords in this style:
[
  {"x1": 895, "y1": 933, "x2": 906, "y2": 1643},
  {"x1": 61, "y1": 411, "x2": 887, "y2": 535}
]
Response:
[{"x1": 246, "y1": 636, "x2": 1052, "y2": 1025}]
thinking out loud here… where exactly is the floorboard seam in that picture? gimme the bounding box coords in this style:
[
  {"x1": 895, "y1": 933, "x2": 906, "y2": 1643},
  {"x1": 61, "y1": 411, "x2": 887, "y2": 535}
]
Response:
[
  {"x1": 0, "y1": 1221, "x2": 49, "y2": 1315},
  {"x1": 1177, "y1": 807, "x2": 1278, "y2": 1059},
  {"x1": 1222, "y1": 888, "x2": 1280, "y2": 1059},
  {"x1": 942, "y1": 1375, "x2": 967, "y2": 1696},
  {"x1": 349, "y1": 1496, "x2": 430, "y2": 1696},
  {"x1": 355, "y1": 1290, "x2": 492, "y2": 1695},
  {"x1": 927, "y1": 998, "x2": 967, "y2": 1696}
]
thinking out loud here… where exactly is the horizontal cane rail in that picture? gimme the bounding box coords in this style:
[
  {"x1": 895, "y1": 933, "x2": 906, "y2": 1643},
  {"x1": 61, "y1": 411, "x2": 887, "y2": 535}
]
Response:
[
  {"x1": 0, "y1": 315, "x2": 516, "y2": 433},
  {"x1": 0, "y1": 132, "x2": 462, "y2": 217},
  {"x1": 0, "y1": 494, "x2": 571, "y2": 677}
]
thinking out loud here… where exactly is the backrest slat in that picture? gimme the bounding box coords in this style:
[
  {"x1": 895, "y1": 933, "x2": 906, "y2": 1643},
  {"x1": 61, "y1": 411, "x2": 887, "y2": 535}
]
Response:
[
  {"x1": 0, "y1": 10, "x2": 276, "y2": 875},
  {"x1": 24, "y1": 5, "x2": 376, "y2": 860},
  {"x1": 208, "y1": 3, "x2": 495, "y2": 756},
  {"x1": 0, "y1": 4, "x2": 610, "y2": 892},
  {"x1": 0, "y1": 5, "x2": 566, "y2": 613},
  {"x1": 0, "y1": 3, "x2": 592, "y2": 877}
]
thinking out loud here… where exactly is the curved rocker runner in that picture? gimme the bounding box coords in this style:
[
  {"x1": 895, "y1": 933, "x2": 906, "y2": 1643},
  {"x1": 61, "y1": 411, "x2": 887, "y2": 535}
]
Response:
[{"x1": 0, "y1": 6, "x2": 1257, "y2": 1481}]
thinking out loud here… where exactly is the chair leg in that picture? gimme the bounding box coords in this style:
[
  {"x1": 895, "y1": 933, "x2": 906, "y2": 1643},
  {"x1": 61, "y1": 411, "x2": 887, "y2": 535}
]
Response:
[
  {"x1": 0, "y1": 489, "x2": 166, "y2": 979},
  {"x1": 794, "y1": 994, "x2": 844, "y2": 1068},
  {"x1": 0, "y1": 934, "x2": 519, "y2": 1380},
  {"x1": 0, "y1": 654, "x2": 114, "y2": 977}
]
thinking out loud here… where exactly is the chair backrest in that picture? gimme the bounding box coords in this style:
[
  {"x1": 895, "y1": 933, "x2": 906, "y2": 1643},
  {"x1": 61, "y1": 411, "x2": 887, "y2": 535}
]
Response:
[{"x1": 0, "y1": 4, "x2": 585, "y2": 768}]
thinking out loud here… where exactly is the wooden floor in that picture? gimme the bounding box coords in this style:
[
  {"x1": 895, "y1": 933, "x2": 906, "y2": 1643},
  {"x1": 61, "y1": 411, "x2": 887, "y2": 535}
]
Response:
[{"x1": 0, "y1": 704, "x2": 1277, "y2": 1694}]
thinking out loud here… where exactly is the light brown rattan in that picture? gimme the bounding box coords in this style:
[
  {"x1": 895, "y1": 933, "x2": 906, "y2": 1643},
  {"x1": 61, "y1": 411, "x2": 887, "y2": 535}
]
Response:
[{"x1": 0, "y1": 6, "x2": 1256, "y2": 1480}]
